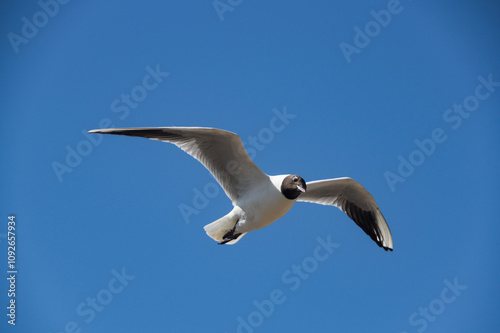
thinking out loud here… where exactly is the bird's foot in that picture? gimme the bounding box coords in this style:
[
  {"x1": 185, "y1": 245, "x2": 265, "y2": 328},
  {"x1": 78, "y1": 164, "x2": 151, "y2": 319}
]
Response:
[
  {"x1": 218, "y1": 233, "x2": 242, "y2": 245},
  {"x1": 219, "y1": 221, "x2": 241, "y2": 245}
]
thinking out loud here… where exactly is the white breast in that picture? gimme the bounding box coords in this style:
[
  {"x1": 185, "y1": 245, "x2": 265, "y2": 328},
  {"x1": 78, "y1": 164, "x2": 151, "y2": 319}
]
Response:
[{"x1": 235, "y1": 175, "x2": 296, "y2": 233}]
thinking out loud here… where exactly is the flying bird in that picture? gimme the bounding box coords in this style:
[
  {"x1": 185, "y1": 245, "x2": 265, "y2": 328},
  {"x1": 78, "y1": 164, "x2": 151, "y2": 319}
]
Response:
[{"x1": 89, "y1": 127, "x2": 393, "y2": 251}]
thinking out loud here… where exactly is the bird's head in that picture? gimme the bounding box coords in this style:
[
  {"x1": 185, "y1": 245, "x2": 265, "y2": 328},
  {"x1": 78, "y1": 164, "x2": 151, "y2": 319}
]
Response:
[{"x1": 281, "y1": 174, "x2": 307, "y2": 200}]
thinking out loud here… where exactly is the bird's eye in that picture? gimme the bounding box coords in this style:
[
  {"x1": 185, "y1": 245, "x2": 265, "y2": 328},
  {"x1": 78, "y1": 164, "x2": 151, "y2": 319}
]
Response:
[{"x1": 293, "y1": 176, "x2": 298, "y2": 182}]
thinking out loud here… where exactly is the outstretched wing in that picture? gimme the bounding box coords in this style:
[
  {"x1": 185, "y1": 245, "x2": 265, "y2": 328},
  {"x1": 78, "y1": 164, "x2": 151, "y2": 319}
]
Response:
[
  {"x1": 298, "y1": 177, "x2": 393, "y2": 251},
  {"x1": 89, "y1": 127, "x2": 269, "y2": 202}
]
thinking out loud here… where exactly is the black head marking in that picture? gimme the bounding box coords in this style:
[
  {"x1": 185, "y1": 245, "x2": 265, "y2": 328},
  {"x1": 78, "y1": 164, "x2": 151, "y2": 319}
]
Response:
[{"x1": 281, "y1": 175, "x2": 307, "y2": 200}]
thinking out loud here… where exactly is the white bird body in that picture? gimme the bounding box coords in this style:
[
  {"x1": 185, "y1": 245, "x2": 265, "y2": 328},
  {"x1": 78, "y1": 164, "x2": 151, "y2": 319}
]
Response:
[
  {"x1": 89, "y1": 127, "x2": 394, "y2": 251},
  {"x1": 205, "y1": 175, "x2": 295, "y2": 244}
]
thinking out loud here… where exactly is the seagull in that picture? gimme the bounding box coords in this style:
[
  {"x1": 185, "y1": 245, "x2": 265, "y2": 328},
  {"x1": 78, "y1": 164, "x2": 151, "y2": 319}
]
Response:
[{"x1": 89, "y1": 127, "x2": 393, "y2": 251}]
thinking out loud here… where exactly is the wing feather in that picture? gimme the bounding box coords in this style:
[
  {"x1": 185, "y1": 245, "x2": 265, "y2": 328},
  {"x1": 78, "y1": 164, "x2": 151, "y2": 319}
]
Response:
[
  {"x1": 298, "y1": 177, "x2": 393, "y2": 251},
  {"x1": 88, "y1": 127, "x2": 269, "y2": 202}
]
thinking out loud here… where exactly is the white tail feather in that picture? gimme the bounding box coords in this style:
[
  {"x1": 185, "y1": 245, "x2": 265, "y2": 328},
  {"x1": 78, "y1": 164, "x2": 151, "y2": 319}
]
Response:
[{"x1": 204, "y1": 214, "x2": 247, "y2": 245}]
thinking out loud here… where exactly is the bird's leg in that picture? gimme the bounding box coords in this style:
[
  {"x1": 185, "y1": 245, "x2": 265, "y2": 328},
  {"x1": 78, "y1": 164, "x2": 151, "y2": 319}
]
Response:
[{"x1": 219, "y1": 219, "x2": 241, "y2": 245}]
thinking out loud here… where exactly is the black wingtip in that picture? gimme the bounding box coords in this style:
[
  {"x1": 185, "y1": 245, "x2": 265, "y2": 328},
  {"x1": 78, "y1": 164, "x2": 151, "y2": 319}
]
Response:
[{"x1": 381, "y1": 245, "x2": 393, "y2": 252}]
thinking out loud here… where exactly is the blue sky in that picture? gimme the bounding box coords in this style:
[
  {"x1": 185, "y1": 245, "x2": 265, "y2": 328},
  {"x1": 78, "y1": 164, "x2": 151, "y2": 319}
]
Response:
[{"x1": 1, "y1": 0, "x2": 499, "y2": 332}]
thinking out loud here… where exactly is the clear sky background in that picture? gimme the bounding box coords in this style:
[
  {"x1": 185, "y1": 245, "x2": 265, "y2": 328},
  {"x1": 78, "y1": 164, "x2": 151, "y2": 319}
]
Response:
[{"x1": 1, "y1": 1, "x2": 499, "y2": 332}]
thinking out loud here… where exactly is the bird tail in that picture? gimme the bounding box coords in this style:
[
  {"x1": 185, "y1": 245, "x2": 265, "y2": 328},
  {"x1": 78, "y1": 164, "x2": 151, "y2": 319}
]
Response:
[{"x1": 204, "y1": 214, "x2": 247, "y2": 245}]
